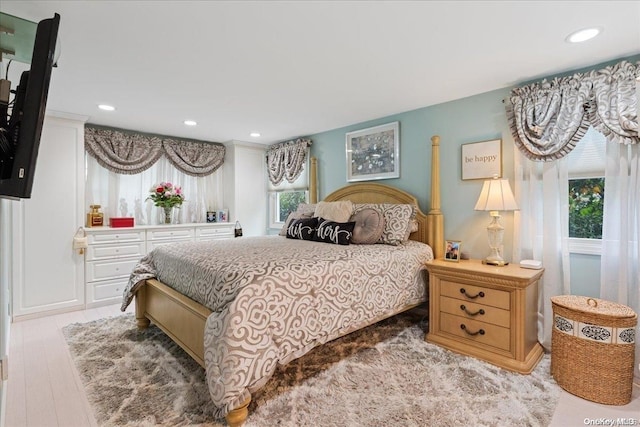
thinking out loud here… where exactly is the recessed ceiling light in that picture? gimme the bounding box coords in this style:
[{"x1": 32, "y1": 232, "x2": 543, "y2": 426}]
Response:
[
  {"x1": 98, "y1": 104, "x2": 115, "y2": 111},
  {"x1": 250, "y1": 132, "x2": 261, "y2": 137},
  {"x1": 184, "y1": 120, "x2": 197, "y2": 126},
  {"x1": 566, "y1": 27, "x2": 601, "y2": 43}
]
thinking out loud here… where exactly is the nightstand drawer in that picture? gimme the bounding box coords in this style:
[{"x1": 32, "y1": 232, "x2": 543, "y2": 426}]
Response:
[
  {"x1": 440, "y1": 296, "x2": 510, "y2": 328},
  {"x1": 440, "y1": 312, "x2": 510, "y2": 352},
  {"x1": 441, "y1": 280, "x2": 510, "y2": 310}
]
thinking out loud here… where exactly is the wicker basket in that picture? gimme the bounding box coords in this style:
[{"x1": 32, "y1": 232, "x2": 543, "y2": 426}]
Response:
[{"x1": 551, "y1": 295, "x2": 637, "y2": 405}]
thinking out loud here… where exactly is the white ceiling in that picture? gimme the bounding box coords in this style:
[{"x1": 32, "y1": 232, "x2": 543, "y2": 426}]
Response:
[{"x1": 1, "y1": 1, "x2": 639, "y2": 145}]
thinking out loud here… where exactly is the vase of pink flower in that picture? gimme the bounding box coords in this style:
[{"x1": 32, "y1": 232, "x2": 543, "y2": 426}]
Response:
[{"x1": 148, "y1": 182, "x2": 185, "y2": 224}]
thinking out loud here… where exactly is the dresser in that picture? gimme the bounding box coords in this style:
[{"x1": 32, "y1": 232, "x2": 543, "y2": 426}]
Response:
[
  {"x1": 85, "y1": 223, "x2": 234, "y2": 307},
  {"x1": 425, "y1": 259, "x2": 544, "y2": 374}
]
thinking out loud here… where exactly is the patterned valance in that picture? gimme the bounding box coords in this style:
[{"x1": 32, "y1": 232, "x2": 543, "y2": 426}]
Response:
[
  {"x1": 266, "y1": 138, "x2": 312, "y2": 185},
  {"x1": 85, "y1": 126, "x2": 225, "y2": 176},
  {"x1": 507, "y1": 60, "x2": 639, "y2": 162}
]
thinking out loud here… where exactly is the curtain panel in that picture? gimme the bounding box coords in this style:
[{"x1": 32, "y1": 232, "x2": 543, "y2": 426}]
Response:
[
  {"x1": 266, "y1": 138, "x2": 312, "y2": 185},
  {"x1": 85, "y1": 126, "x2": 225, "y2": 176},
  {"x1": 507, "y1": 60, "x2": 640, "y2": 162}
]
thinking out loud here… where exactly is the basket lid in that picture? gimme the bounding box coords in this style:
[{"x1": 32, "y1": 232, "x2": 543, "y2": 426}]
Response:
[{"x1": 551, "y1": 295, "x2": 637, "y2": 320}]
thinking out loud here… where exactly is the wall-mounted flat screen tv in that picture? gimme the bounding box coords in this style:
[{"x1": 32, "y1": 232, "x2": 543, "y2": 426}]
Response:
[{"x1": 0, "y1": 13, "x2": 60, "y2": 199}]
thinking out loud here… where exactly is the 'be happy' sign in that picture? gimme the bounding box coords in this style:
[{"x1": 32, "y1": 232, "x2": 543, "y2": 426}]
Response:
[{"x1": 462, "y1": 139, "x2": 502, "y2": 180}]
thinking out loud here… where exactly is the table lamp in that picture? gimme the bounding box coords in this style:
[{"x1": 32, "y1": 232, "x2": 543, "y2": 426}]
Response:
[{"x1": 474, "y1": 177, "x2": 518, "y2": 266}]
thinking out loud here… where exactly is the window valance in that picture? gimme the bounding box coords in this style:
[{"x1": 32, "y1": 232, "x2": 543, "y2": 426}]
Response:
[
  {"x1": 507, "y1": 60, "x2": 639, "y2": 162},
  {"x1": 85, "y1": 126, "x2": 225, "y2": 176},
  {"x1": 266, "y1": 138, "x2": 312, "y2": 185}
]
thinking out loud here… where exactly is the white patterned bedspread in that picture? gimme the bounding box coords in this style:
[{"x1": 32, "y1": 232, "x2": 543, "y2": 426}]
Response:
[{"x1": 122, "y1": 235, "x2": 432, "y2": 418}]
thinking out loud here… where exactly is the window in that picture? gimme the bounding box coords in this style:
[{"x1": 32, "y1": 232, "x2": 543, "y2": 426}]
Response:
[
  {"x1": 567, "y1": 127, "x2": 606, "y2": 254},
  {"x1": 277, "y1": 191, "x2": 307, "y2": 223},
  {"x1": 268, "y1": 158, "x2": 309, "y2": 229},
  {"x1": 568, "y1": 177, "x2": 604, "y2": 238}
]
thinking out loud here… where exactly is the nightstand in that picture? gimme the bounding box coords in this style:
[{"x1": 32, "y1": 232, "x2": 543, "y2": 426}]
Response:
[{"x1": 425, "y1": 259, "x2": 544, "y2": 374}]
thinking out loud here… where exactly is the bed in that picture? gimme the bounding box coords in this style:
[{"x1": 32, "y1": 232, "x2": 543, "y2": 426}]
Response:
[{"x1": 123, "y1": 136, "x2": 445, "y2": 426}]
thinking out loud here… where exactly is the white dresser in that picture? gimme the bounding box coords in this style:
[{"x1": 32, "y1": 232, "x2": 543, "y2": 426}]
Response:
[{"x1": 85, "y1": 223, "x2": 234, "y2": 307}]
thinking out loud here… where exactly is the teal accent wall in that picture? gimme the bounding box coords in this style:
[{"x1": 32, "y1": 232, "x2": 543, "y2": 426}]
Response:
[
  {"x1": 310, "y1": 87, "x2": 515, "y2": 262},
  {"x1": 307, "y1": 54, "x2": 639, "y2": 296}
]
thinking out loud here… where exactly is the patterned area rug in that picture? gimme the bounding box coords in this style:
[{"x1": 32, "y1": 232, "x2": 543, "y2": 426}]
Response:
[{"x1": 63, "y1": 311, "x2": 560, "y2": 426}]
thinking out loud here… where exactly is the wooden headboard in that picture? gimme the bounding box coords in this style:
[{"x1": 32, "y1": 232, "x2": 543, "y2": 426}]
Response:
[{"x1": 313, "y1": 136, "x2": 444, "y2": 258}]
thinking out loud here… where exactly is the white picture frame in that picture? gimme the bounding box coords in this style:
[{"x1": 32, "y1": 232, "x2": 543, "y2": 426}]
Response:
[
  {"x1": 461, "y1": 139, "x2": 502, "y2": 180},
  {"x1": 346, "y1": 121, "x2": 400, "y2": 182}
]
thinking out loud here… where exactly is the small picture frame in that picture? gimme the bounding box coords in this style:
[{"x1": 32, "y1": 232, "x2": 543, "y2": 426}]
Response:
[
  {"x1": 217, "y1": 209, "x2": 229, "y2": 223},
  {"x1": 444, "y1": 240, "x2": 461, "y2": 262},
  {"x1": 206, "y1": 211, "x2": 217, "y2": 223}
]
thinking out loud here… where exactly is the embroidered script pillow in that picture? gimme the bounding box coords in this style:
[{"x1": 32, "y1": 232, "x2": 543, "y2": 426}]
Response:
[
  {"x1": 314, "y1": 217, "x2": 356, "y2": 245},
  {"x1": 286, "y1": 217, "x2": 318, "y2": 240}
]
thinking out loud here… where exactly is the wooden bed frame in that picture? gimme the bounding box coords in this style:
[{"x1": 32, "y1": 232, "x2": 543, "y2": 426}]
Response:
[{"x1": 135, "y1": 135, "x2": 444, "y2": 426}]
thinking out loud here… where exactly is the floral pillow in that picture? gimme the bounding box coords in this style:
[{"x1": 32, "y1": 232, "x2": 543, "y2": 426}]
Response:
[
  {"x1": 352, "y1": 203, "x2": 415, "y2": 245},
  {"x1": 314, "y1": 217, "x2": 356, "y2": 245},
  {"x1": 286, "y1": 217, "x2": 318, "y2": 241}
]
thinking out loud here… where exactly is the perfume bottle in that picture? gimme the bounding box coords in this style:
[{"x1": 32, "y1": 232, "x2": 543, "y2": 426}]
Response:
[{"x1": 87, "y1": 204, "x2": 104, "y2": 227}]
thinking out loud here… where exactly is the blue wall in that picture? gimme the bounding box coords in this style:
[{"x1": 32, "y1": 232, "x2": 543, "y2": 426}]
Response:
[
  {"x1": 310, "y1": 86, "x2": 515, "y2": 263},
  {"x1": 308, "y1": 54, "x2": 639, "y2": 296}
]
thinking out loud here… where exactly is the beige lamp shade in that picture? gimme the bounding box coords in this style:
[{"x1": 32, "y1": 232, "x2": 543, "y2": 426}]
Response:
[{"x1": 474, "y1": 178, "x2": 518, "y2": 212}]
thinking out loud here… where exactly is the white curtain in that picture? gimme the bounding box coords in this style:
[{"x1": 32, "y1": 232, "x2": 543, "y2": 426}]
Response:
[
  {"x1": 513, "y1": 151, "x2": 571, "y2": 350},
  {"x1": 600, "y1": 141, "x2": 640, "y2": 379},
  {"x1": 86, "y1": 155, "x2": 223, "y2": 225}
]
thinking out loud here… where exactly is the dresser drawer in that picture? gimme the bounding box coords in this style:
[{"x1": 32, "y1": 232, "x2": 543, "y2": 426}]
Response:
[
  {"x1": 440, "y1": 312, "x2": 510, "y2": 352},
  {"x1": 147, "y1": 228, "x2": 195, "y2": 241},
  {"x1": 86, "y1": 241, "x2": 146, "y2": 261},
  {"x1": 147, "y1": 238, "x2": 193, "y2": 251},
  {"x1": 441, "y1": 280, "x2": 510, "y2": 310},
  {"x1": 88, "y1": 277, "x2": 127, "y2": 303},
  {"x1": 196, "y1": 226, "x2": 234, "y2": 239},
  {"x1": 440, "y1": 296, "x2": 510, "y2": 328},
  {"x1": 87, "y1": 230, "x2": 145, "y2": 245},
  {"x1": 86, "y1": 258, "x2": 139, "y2": 282}
]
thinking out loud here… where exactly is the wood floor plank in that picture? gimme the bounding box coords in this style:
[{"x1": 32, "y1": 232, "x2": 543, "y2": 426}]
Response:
[
  {"x1": 5, "y1": 321, "x2": 26, "y2": 427},
  {"x1": 21, "y1": 318, "x2": 57, "y2": 427}
]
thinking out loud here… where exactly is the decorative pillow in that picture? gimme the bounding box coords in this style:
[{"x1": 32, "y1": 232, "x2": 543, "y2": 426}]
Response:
[
  {"x1": 352, "y1": 203, "x2": 415, "y2": 245},
  {"x1": 286, "y1": 217, "x2": 318, "y2": 241},
  {"x1": 296, "y1": 203, "x2": 317, "y2": 216},
  {"x1": 314, "y1": 217, "x2": 355, "y2": 245},
  {"x1": 349, "y1": 208, "x2": 385, "y2": 244},
  {"x1": 279, "y1": 211, "x2": 312, "y2": 236},
  {"x1": 313, "y1": 201, "x2": 354, "y2": 223}
]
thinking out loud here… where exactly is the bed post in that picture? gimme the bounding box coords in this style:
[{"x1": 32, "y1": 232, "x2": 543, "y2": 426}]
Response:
[
  {"x1": 310, "y1": 156, "x2": 318, "y2": 204},
  {"x1": 135, "y1": 283, "x2": 150, "y2": 330},
  {"x1": 427, "y1": 135, "x2": 444, "y2": 260}
]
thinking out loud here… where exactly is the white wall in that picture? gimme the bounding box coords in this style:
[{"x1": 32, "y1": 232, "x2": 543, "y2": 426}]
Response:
[{"x1": 0, "y1": 198, "x2": 11, "y2": 375}]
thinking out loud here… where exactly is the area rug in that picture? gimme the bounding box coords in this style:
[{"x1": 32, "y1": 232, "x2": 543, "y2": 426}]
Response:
[{"x1": 63, "y1": 311, "x2": 560, "y2": 426}]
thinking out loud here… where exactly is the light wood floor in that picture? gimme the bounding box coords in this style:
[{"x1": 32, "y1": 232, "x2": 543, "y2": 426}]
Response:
[{"x1": 2, "y1": 303, "x2": 639, "y2": 427}]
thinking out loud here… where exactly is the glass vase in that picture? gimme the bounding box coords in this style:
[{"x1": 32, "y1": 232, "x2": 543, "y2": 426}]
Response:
[{"x1": 163, "y1": 206, "x2": 172, "y2": 224}]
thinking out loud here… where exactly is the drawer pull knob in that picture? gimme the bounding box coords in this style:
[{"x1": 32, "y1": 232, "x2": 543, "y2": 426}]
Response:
[
  {"x1": 460, "y1": 324, "x2": 485, "y2": 336},
  {"x1": 460, "y1": 305, "x2": 485, "y2": 316},
  {"x1": 460, "y1": 288, "x2": 484, "y2": 299}
]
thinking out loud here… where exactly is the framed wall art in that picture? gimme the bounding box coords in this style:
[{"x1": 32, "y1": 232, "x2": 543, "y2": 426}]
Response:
[
  {"x1": 346, "y1": 121, "x2": 399, "y2": 182},
  {"x1": 461, "y1": 139, "x2": 502, "y2": 180}
]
